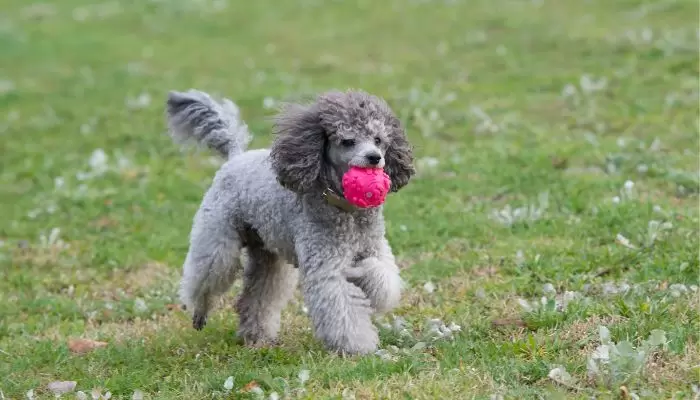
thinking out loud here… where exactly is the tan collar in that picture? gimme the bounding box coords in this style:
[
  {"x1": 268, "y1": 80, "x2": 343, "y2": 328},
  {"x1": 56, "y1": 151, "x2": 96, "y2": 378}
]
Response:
[{"x1": 322, "y1": 188, "x2": 357, "y2": 212}]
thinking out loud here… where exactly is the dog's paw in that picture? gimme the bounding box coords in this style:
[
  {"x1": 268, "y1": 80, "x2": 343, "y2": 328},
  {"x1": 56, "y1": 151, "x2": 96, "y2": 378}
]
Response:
[
  {"x1": 192, "y1": 313, "x2": 207, "y2": 330},
  {"x1": 343, "y1": 259, "x2": 375, "y2": 281},
  {"x1": 332, "y1": 325, "x2": 379, "y2": 356},
  {"x1": 343, "y1": 258, "x2": 403, "y2": 314},
  {"x1": 237, "y1": 328, "x2": 281, "y2": 348},
  {"x1": 243, "y1": 337, "x2": 280, "y2": 349}
]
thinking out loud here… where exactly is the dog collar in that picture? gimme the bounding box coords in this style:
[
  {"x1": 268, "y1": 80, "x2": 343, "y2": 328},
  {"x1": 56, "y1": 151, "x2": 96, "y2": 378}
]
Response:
[{"x1": 322, "y1": 188, "x2": 356, "y2": 212}]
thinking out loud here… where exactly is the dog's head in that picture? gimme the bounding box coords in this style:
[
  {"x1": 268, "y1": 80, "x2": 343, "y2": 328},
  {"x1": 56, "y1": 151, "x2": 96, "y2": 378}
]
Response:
[{"x1": 270, "y1": 90, "x2": 415, "y2": 195}]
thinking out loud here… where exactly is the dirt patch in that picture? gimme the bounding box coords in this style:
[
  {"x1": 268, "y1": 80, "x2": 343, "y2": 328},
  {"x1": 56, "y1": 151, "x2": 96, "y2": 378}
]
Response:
[
  {"x1": 121, "y1": 261, "x2": 178, "y2": 293},
  {"x1": 85, "y1": 312, "x2": 188, "y2": 342},
  {"x1": 487, "y1": 296, "x2": 532, "y2": 340},
  {"x1": 558, "y1": 315, "x2": 625, "y2": 350},
  {"x1": 9, "y1": 237, "x2": 76, "y2": 268},
  {"x1": 35, "y1": 307, "x2": 189, "y2": 343},
  {"x1": 86, "y1": 292, "x2": 312, "y2": 347},
  {"x1": 642, "y1": 189, "x2": 700, "y2": 209},
  {"x1": 646, "y1": 340, "x2": 700, "y2": 386},
  {"x1": 398, "y1": 268, "x2": 485, "y2": 309},
  {"x1": 87, "y1": 261, "x2": 179, "y2": 301},
  {"x1": 470, "y1": 264, "x2": 501, "y2": 278},
  {"x1": 311, "y1": 368, "x2": 500, "y2": 400}
]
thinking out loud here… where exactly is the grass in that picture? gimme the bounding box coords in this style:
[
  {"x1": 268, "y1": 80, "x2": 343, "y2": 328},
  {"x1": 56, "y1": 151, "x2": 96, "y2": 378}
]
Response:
[{"x1": 0, "y1": 0, "x2": 698, "y2": 398}]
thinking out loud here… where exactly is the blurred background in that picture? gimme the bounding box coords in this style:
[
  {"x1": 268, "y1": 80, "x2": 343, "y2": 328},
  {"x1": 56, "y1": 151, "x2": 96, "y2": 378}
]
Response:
[{"x1": 0, "y1": 0, "x2": 698, "y2": 398}]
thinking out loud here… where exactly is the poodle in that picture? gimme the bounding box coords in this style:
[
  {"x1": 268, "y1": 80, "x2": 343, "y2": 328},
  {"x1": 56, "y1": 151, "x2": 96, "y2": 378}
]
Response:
[{"x1": 165, "y1": 89, "x2": 415, "y2": 355}]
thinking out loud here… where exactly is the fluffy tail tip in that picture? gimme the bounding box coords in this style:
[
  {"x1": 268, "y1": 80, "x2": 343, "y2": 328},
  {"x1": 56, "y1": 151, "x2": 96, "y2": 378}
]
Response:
[{"x1": 165, "y1": 89, "x2": 250, "y2": 158}]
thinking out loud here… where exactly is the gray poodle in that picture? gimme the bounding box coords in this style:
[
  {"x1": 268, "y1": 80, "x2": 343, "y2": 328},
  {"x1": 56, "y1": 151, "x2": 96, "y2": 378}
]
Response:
[{"x1": 165, "y1": 89, "x2": 415, "y2": 355}]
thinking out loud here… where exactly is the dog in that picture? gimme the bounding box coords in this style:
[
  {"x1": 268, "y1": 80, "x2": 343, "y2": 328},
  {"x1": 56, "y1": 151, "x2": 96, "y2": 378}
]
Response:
[{"x1": 165, "y1": 89, "x2": 415, "y2": 355}]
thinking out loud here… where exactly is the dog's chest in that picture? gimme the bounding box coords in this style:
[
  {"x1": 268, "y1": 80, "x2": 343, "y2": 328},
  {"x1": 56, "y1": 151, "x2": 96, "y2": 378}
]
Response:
[{"x1": 330, "y1": 213, "x2": 381, "y2": 253}]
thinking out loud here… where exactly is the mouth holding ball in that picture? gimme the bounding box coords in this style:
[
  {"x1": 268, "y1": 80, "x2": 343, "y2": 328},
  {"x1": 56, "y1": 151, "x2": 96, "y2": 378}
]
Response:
[{"x1": 341, "y1": 166, "x2": 392, "y2": 208}]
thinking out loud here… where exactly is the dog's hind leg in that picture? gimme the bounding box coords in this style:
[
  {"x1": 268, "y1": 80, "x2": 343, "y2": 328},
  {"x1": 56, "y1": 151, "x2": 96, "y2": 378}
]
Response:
[
  {"x1": 235, "y1": 238, "x2": 298, "y2": 347},
  {"x1": 179, "y1": 208, "x2": 242, "y2": 330}
]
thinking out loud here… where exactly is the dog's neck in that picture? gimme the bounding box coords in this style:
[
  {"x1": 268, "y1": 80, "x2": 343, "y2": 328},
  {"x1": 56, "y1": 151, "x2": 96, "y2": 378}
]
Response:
[
  {"x1": 318, "y1": 160, "x2": 351, "y2": 209},
  {"x1": 321, "y1": 187, "x2": 356, "y2": 212},
  {"x1": 304, "y1": 186, "x2": 382, "y2": 217}
]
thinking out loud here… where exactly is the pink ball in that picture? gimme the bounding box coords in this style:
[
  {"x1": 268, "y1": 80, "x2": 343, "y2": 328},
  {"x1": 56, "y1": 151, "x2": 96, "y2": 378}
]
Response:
[{"x1": 342, "y1": 167, "x2": 392, "y2": 208}]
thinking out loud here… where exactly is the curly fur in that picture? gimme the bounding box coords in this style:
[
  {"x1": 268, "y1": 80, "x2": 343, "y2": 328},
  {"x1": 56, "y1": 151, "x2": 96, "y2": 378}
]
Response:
[
  {"x1": 165, "y1": 88, "x2": 415, "y2": 355},
  {"x1": 166, "y1": 89, "x2": 251, "y2": 159}
]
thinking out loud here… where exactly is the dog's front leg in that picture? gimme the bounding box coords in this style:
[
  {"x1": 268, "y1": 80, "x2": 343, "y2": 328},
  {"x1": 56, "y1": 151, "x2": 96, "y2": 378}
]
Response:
[
  {"x1": 344, "y1": 237, "x2": 403, "y2": 314},
  {"x1": 296, "y1": 243, "x2": 379, "y2": 355}
]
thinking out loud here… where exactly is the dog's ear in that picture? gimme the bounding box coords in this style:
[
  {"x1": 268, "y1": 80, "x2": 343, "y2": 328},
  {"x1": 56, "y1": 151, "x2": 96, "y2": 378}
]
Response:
[
  {"x1": 270, "y1": 103, "x2": 326, "y2": 193},
  {"x1": 384, "y1": 119, "x2": 415, "y2": 192}
]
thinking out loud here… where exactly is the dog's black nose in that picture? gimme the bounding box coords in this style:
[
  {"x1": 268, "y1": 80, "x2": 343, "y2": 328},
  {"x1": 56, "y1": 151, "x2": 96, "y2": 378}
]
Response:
[{"x1": 366, "y1": 153, "x2": 382, "y2": 165}]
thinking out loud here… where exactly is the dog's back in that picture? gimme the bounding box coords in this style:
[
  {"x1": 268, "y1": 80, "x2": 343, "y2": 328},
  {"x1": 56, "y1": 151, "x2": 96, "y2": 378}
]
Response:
[{"x1": 210, "y1": 148, "x2": 300, "y2": 262}]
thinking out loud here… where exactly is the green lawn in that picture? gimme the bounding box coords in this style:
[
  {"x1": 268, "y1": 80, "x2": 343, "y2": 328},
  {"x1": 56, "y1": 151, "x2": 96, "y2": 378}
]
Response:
[{"x1": 1, "y1": 0, "x2": 698, "y2": 398}]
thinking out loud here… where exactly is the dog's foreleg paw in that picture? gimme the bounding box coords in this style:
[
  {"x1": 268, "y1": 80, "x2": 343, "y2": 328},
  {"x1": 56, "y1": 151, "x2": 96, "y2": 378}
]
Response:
[
  {"x1": 193, "y1": 313, "x2": 207, "y2": 330},
  {"x1": 345, "y1": 257, "x2": 402, "y2": 313},
  {"x1": 243, "y1": 337, "x2": 280, "y2": 349}
]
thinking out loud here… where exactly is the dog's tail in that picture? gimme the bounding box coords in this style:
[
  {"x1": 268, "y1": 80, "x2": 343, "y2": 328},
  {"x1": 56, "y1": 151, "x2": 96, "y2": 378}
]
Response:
[{"x1": 166, "y1": 89, "x2": 251, "y2": 159}]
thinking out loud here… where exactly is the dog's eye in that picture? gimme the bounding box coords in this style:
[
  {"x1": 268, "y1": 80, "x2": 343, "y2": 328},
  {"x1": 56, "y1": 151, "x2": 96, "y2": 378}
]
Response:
[
  {"x1": 341, "y1": 139, "x2": 356, "y2": 147},
  {"x1": 374, "y1": 137, "x2": 382, "y2": 145}
]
